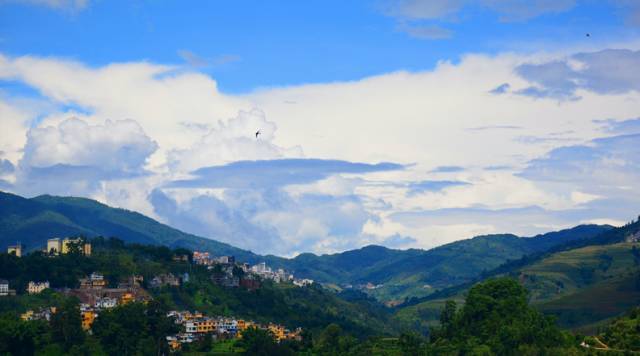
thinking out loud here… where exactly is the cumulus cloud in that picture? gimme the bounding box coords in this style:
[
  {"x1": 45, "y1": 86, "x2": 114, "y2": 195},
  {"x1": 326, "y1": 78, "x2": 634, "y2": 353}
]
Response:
[
  {"x1": 152, "y1": 184, "x2": 376, "y2": 255},
  {"x1": 168, "y1": 109, "x2": 303, "y2": 173},
  {"x1": 515, "y1": 49, "x2": 640, "y2": 100},
  {"x1": 2, "y1": 47, "x2": 640, "y2": 255},
  {"x1": 21, "y1": 117, "x2": 157, "y2": 174},
  {"x1": 11, "y1": 118, "x2": 158, "y2": 198}
]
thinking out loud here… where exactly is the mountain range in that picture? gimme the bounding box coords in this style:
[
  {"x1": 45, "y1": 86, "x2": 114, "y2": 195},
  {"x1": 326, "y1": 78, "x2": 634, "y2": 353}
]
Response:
[{"x1": 0, "y1": 190, "x2": 617, "y2": 302}]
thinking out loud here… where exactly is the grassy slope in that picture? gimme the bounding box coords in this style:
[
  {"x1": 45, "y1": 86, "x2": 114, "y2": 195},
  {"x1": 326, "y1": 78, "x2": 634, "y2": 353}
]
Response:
[
  {"x1": 393, "y1": 220, "x2": 640, "y2": 332},
  {"x1": 353, "y1": 225, "x2": 610, "y2": 301}
]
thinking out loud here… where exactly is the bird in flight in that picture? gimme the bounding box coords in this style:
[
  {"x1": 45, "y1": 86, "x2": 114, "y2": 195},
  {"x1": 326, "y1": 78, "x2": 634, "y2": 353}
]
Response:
[
  {"x1": 255, "y1": 130, "x2": 261, "y2": 139},
  {"x1": 586, "y1": 33, "x2": 591, "y2": 37}
]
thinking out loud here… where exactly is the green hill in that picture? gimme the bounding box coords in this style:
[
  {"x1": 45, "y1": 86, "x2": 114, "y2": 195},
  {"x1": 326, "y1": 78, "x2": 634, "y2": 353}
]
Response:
[
  {"x1": 0, "y1": 191, "x2": 261, "y2": 263},
  {"x1": 393, "y1": 218, "x2": 640, "y2": 332},
  {"x1": 272, "y1": 225, "x2": 611, "y2": 302},
  {"x1": 0, "y1": 190, "x2": 615, "y2": 303}
]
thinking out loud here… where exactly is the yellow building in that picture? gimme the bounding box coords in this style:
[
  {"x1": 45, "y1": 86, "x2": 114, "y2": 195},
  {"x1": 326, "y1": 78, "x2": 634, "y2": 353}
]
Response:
[
  {"x1": 268, "y1": 324, "x2": 286, "y2": 341},
  {"x1": 167, "y1": 337, "x2": 181, "y2": 351},
  {"x1": 7, "y1": 245, "x2": 22, "y2": 257},
  {"x1": 81, "y1": 310, "x2": 96, "y2": 330},
  {"x1": 20, "y1": 310, "x2": 34, "y2": 321},
  {"x1": 47, "y1": 238, "x2": 91, "y2": 256},
  {"x1": 186, "y1": 319, "x2": 216, "y2": 333},
  {"x1": 47, "y1": 238, "x2": 62, "y2": 255},
  {"x1": 61, "y1": 238, "x2": 92, "y2": 256},
  {"x1": 120, "y1": 292, "x2": 134, "y2": 305}
]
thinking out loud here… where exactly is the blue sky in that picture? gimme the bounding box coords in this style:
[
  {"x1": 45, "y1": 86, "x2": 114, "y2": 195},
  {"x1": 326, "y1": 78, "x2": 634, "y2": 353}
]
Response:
[
  {"x1": 1, "y1": 0, "x2": 640, "y2": 256},
  {"x1": 1, "y1": 0, "x2": 637, "y2": 92}
]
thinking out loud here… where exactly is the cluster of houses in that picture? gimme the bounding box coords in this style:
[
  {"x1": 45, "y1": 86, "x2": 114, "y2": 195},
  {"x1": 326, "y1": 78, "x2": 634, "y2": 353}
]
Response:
[
  {"x1": 193, "y1": 251, "x2": 314, "y2": 288},
  {"x1": 65, "y1": 273, "x2": 152, "y2": 330},
  {"x1": 165, "y1": 310, "x2": 302, "y2": 351}
]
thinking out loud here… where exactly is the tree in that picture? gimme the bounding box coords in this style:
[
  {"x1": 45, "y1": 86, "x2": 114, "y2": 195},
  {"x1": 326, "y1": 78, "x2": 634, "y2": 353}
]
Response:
[
  {"x1": 236, "y1": 327, "x2": 292, "y2": 356},
  {"x1": 50, "y1": 298, "x2": 85, "y2": 350},
  {"x1": 428, "y1": 278, "x2": 577, "y2": 354},
  {"x1": 398, "y1": 331, "x2": 426, "y2": 355}
]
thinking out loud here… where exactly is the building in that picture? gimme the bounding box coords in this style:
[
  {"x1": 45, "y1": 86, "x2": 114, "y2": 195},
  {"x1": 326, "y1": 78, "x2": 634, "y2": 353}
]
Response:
[
  {"x1": 0, "y1": 279, "x2": 9, "y2": 296},
  {"x1": 27, "y1": 281, "x2": 50, "y2": 294},
  {"x1": 46, "y1": 237, "x2": 91, "y2": 256},
  {"x1": 81, "y1": 310, "x2": 97, "y2": 330},
  {"x1": 79, "y1": 272, "x2": 107, "y2": 289},
  {"x1": 185, "y1": 319, "x2": 216, "y2": 334},
  {"x1": 96, "y1": 297, "x2": 117, "y2": 309},
  {"x1": 47, "y1": 238, "x2": 62, "y2": 255},
  {"x1": 61, "y1": 238, "x2": 91, "y2": 255},
  {"x1": 149, "y1": 273, "x2": 180, "y2": 289},
  {"x1": 193, "y1": 251, "x2": 211, "y2": 265},
  {"x1": 21, "y1": 307, "x2": 56, "y2": 322},
  {"x1": 268, "y1": 324, "x2": 286, "y2": 341},
  {"x1": 7, "y1": 244, "x2": 22, "y2": 257},
  {"x1": 293, "y1": 278, "x2": 314, "y2": 287}
]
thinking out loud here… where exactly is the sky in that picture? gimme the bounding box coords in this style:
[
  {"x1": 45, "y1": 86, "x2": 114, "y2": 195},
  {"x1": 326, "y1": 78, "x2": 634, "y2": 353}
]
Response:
[{"x1": 1, "y1": 0, "x2": 640, "y2": 256}]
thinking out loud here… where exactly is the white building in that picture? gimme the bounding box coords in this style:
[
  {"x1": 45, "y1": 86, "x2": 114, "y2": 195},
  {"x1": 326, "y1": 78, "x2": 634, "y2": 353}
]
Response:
[
  {"x1": 0, "y1": 279, "x2": 9, "y2": 296},
  {"x1": 27, "y1": 281, "x2": 50, "y2": 294},
  {"x1": 96, "y1": 297, "x2": 117, "y2": 309}
]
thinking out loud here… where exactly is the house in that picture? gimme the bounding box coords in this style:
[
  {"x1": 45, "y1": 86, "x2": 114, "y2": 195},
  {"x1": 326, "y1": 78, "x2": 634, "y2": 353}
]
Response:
[
  {"x1": 0, "y1": 279, "x2": 15, "y2": 296},
  {"x1": 626, "y1": 231, "x2": 640, "y2": 243},
  {"x1": 27, "y1": 281, "x2": 50, "y2": 294},
  {"x1": 118, "y1": 275, "x2": 143, "y2": 289},
  {"x1": 173, "y1": 254, "x2": 189, "y2": 262},
  {"x1": 149, "y1": 273, "x2": 180, "y2": 289},
  {"x1": 46, "y1": 237, "x2": 91, "y2": 256},
  {"x1": 21, "y1": 307, "x2": 56, "y2": 321},
  {"x1": 61, "y1": 238, "x2": 91, "y2": 256},
  {"x1": 166, "y1": 336, "x2": 181, "y2": 351},
  {"x1": 81, "y1": 310, "x2": 97, "y2": 330},
  {"x1": 96, "y1": 297, "x2": 117, "y2": 309},
  {"x1": 47, "y1": 238, "x2": 62, "y2": 255},
  {"x1": 7, "y1": 244, "x2": 22, "y2": 257},
  {"x1": 268, "y1": 324, "x2": 286, "y2": 341},
  {"x1": 293, "y1": 278, "x2": 314, "y2": 287},
  {"x1": 216, "y1": 318, "x2": 238, "y2": 335},
  {"x1": 80, "y1": 272, "x2": 107, "y2": 289},
  {"x1": 185, "y1": 318, "x2": 216, "y2": 334},
  {"x1": 193, "y1": 251, "x2": 211, "y2": 265}
]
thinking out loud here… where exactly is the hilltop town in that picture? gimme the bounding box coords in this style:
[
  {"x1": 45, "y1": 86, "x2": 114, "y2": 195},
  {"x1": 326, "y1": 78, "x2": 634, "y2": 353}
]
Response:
[{"x1": 2, "y1": 237, "x2": 313, "y2": 352}]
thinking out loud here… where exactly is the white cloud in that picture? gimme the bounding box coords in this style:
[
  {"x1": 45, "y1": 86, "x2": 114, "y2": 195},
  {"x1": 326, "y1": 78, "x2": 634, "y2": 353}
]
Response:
[
  {"x1": 2, "y1": 0, "x2": 88, "y2": 11},
  {"x1": 168, "y1": 109, "x2": 303, "y2": 173},
  {"x1": 1, "y1": 46, "x2": 640, "y2": 255},
  {"x1": 22, "y1": 117, "x2": 157, "y2": 173}
]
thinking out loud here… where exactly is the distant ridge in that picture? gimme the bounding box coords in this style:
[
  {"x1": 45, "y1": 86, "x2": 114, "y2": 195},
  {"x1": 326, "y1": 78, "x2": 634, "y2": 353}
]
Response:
[
  {"x1": 0, "y1": 190, "x2": 615, "y2": 301},
  {"x1": 0, "y1": 191, "x2": 261, "y2": 263}
]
